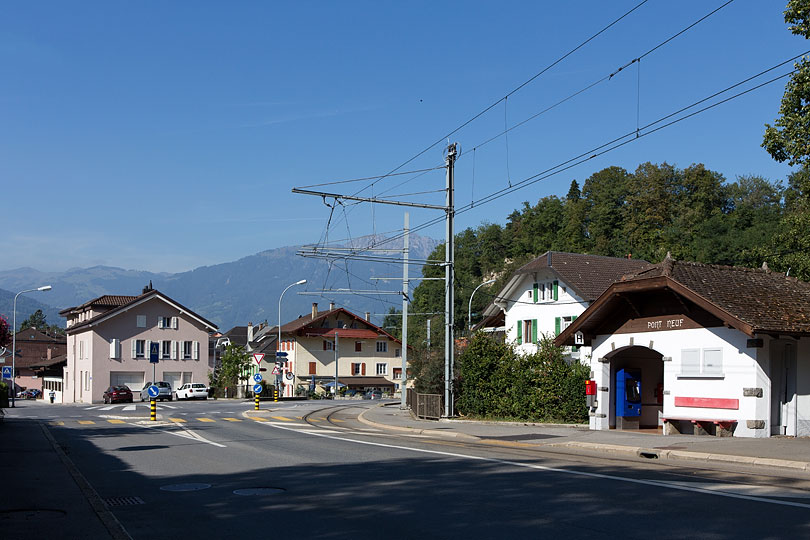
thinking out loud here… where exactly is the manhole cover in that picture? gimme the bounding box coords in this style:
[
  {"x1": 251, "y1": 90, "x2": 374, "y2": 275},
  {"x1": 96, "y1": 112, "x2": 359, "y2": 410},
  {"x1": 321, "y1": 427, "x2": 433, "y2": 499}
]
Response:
[
  {"x1": 104, "y1": 496, "x2": 145, "y2": 507},
  {"x1": 0, "y1": 509, "x2": 66, "y2": 522},
  {"x1": 233, "y1": 488, "x2": 286, "y2": 496},
  {"x1": 160, "y1": 483, "x2": 211, "y2": 492}
]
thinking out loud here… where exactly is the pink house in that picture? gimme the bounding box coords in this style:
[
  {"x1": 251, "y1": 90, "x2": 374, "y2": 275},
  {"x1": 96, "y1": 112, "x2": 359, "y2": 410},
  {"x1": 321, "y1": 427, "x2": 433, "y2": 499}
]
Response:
[{"x1": 61, "y1": 286, "x2": 217, "y2": 403}]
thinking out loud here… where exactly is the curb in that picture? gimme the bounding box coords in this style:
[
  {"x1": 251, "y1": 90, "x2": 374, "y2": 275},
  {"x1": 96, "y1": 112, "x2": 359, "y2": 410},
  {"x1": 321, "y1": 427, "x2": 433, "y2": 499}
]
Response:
[
  {"x1": 358, "y1": 405, "x2": 480, "y2": 442},
  {"x1": 547, "y1": 441, "x2": 810, "y2": 472}
]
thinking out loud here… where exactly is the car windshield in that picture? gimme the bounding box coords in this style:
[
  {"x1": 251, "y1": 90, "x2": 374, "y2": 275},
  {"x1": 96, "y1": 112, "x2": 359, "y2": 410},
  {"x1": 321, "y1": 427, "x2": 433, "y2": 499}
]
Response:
[
  {"x1": 113, "y1": 386, "x2": 129, "y2": 391},
  {"x1": 157, "y1": 382, "x2": 171, "y2": 388}
]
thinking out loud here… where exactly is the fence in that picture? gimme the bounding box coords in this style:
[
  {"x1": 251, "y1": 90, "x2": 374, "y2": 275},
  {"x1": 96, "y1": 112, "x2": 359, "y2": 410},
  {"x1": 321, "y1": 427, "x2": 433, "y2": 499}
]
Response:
[{"x1": 406, "y1": 388, "x2": 443, "y2": 420}]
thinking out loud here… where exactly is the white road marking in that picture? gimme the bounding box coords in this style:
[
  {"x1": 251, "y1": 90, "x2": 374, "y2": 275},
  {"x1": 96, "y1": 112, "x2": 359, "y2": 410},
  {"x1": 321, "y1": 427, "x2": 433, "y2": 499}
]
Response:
[
  {"x1": 133, "y1": 422, "x2": 226, "y2": 448},
  {"x1": 259, "y1": 423, "x2": 810, "y2": 510},
  {"x1": 121, "y1": 405, "x2": 136, "y2": 411}
]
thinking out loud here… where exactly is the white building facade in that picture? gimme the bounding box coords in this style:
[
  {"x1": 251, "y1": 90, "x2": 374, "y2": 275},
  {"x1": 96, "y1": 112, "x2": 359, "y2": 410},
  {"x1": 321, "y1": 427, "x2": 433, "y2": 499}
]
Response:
[{"x1": 557, "y1": 257, "x2": 810, "y2": 438}]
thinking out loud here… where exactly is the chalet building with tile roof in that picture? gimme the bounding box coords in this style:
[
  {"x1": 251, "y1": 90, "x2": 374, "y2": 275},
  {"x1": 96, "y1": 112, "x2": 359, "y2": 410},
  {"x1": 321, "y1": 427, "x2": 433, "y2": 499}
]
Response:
[
  {"x1": 479, "y1": 252, "x2": 650, "y2": 359},
  {"x1": 8, "y1": 327, "x2": 66, "y2": 399},
  {"x1": 556, "y1": 255, "x2": 810, "y2": 438},
  {"x1": 275, "y1": 302, "x2": 405, "y2": 397},
  {"x1": 60, "y1": 286, "x2": 217, "y2": 403}
]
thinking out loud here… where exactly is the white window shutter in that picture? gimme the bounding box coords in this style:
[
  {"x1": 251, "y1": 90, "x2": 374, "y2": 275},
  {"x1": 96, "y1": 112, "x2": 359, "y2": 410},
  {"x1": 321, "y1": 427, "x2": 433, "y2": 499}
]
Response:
[
  {"x1": 171, "y1": 340, "x2": 178, "y2": 360},
  {"x1": 145, "y1": 340, "x2": 151, "y2": 359},
  {"x1": 131, "y1": 340, "x2": 137, "y2": 359},
  {"x1": 193, "y1": 341, "x2": 199, "y2": 360},
  {"x1": 172, "y1": 316, "x2": 178, "y2": 329}
]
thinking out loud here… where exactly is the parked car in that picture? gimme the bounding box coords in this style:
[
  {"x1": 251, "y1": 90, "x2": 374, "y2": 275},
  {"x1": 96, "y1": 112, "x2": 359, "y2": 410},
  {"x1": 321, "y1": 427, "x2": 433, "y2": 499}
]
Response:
[
  {"x1": 363, "y1": 390, "x2": 383, "y2": 400},
  {"x1": 103, "y1": 385, "x2": 133, "y2": 404},
  {"x1": 175, "y1": 382, "x2": 208, "y2": 400},
  {"x1": 140, "y1": 381, "x2": 173, "y2": 402}
]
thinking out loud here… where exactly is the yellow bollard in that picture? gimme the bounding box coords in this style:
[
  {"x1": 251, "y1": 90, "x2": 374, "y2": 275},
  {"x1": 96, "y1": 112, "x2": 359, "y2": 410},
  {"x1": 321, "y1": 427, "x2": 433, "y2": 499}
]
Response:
[
  {"x1": 274, "y1": 386, "x2": 279, "y2": 403},
  {"x1": 255, "y1": 394, "x2": 260, "y2": 411},
  {"x1": 150, "y1": 399, "x2": 156, "y2": 421}
]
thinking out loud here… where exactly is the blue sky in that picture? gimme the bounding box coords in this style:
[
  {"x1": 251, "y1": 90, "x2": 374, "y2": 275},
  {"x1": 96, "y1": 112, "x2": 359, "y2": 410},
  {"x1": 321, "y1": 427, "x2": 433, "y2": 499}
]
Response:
[{"x1": 1, "y1": 0, "x2": 805, "y2": 273}]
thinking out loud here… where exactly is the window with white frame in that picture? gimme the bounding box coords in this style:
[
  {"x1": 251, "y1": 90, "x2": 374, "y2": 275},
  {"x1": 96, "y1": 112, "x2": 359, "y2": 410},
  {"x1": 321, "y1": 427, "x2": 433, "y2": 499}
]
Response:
[
  {"x1": 376, "y1": 341, "x2": 387, "y2": 353},
  {"x1": 376, "y1": 363, "x2": 387, "y2": 375},
  {"x1": 680, "y1": 348, "x2": 723, "y2": 376},
  {"x1": 161, "y1": 340, "x2": 171, "y2": 359},
  {"x1": 561, "y1": 316, "x2": 574, "y2": 331},
  {"x1": 183, "y1": 341, "x2": 192, "y2": 359},
  {"x1": 136, "y1": 315, "x2": 147, "y2": 328},
  {"x1": 323, "y1": 340, "x2": 334, "y2": 351},
  {"x1": 134, "y1": 340, "x2": 145, "y2": 358},
  {"x1": 159, "y1": 316, "x2": 178, "y2": 329},
  {"x1": 545, "y1": 282, "x2": 552, "y2": 300},
  {"x1": 393, "y1": 368, "x2": 402, "y2": 379},
  {"x1": 395, "y1": 348, "x2": 401, "y2": 357},
  {"x1": 523, "y1": 320, "x2": 533, "y2": 344},
  {"x1": 352, "y1": 363, "x2": 363, "y2": 375}
]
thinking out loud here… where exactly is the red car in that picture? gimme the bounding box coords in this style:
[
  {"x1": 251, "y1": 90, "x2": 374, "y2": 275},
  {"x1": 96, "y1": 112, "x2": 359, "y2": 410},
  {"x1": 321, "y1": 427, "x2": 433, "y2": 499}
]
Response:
[{"x1": 103, "y1": 385, "x2": 133, "y2": 404}]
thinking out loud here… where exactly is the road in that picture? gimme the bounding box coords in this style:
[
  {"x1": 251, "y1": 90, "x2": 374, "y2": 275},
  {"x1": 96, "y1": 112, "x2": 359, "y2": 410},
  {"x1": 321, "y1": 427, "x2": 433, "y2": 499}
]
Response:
[{"x1": 9, "y1": 399, "x2": 810, "y2": 539}]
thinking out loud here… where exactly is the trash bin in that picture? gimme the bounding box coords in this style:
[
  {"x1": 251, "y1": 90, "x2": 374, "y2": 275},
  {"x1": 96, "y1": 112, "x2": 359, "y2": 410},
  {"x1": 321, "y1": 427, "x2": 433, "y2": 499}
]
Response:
[{"x1": 49, "y1": 391, "x2": 55, "y2": 404}]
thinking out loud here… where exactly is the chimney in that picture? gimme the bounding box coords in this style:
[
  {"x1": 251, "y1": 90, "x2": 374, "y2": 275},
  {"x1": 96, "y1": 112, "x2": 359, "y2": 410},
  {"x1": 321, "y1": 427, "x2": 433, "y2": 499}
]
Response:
[
  {"x1": 47, "y1": 347, "x2": 52, "y2": 360},
  {"x1": 247, "y1": 322, "x2": 254, "y2": 343},
  {"x1": 365, "y1": 312, "x2": 370, "y2": 321},
  {"x1": 329, "y1": 302, "x2": 335, "y2": 311},
  {"x1": 312, "y1": 303, "x2": 318, "y2": 319}
]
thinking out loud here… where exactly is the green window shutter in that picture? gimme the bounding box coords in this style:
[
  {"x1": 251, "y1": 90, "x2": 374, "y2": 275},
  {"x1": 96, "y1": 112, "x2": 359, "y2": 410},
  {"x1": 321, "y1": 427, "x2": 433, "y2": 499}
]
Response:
[
  {"x1": 532, "y1": 319, "x2": 538, "y2": 344},
  {"x1": 555, "y1": 317, "x2": 561, "y2": 336},
  {"x1": 553, "y1": 280, "x2": 559, "y2": 301},
  {"x1": 533, "y1": 283, "x2": 538, "y2": 303},
  {"x1": 572, "y1": 315, "x2": 577, "y2": 322},
  {"x1": 516, "y1": 320, "x2": 522, "y2": 344}
]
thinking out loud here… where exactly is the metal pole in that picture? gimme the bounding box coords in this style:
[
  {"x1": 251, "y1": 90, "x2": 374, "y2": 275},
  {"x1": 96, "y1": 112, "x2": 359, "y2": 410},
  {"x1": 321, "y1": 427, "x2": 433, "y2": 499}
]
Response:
[
  {"x1": 10, "y1": 286, "x2": 50, "y2": 407},
  {"x1": 334, "y1": 331, "x2": 338, "y2": 399},
  {"x1": 468, "y1": 279, "x2": 496, "y2": 331},
  {"x1": 444, "y1": 143, "x2": 456, "y2": 418},
  {"x1": 401, "y1": 212, "x2": 409, "y2": 409},
  {"x1": 279, "y1": 279, "x2": 306, "y2": 397},
  {"x1": 427, "y1": 319, "x2": 431, "y2": 350}
]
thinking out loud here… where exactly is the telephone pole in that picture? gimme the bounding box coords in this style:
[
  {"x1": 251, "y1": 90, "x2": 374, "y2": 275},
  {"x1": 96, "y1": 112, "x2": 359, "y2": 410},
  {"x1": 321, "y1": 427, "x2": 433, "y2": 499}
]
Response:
[{"x1": 444, "y1": 142, "x2": 456, "y2": 418}]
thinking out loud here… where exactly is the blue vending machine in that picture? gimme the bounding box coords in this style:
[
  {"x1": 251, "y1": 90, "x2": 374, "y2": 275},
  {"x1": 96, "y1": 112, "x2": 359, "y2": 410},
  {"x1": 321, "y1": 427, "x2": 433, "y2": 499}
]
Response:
[{"x1": 616, "y1": 368, "x2": 641, "y2": 429}]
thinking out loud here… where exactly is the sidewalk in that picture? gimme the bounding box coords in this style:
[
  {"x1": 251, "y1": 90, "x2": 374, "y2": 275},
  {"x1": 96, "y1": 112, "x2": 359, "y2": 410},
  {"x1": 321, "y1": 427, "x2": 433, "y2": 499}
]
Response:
[
  {"x1": 359, "y1": 403, "x2": 810, "y2": 472},
  {"x1": 0, "y1": 416, "x2": 129, "y2": 539}
]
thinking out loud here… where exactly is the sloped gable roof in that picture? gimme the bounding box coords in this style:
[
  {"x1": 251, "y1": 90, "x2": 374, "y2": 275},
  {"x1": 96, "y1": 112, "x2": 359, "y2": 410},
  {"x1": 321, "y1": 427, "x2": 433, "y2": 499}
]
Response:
[
  {"x1": 65, "y1": 289, "x2": 217, "y2": 333},
  {"x1": 516, "y1": 251, "x2": 651, "y2": 301},
  {"x1": 280, "y1": 307, "x2": 401, "y2": 344}
]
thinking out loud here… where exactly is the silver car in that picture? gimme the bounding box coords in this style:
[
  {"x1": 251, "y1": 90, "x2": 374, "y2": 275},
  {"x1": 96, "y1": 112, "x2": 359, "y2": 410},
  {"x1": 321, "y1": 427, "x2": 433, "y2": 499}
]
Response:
[{"x1": 140, "y1": 381, "x2": 173, "y2": 402}]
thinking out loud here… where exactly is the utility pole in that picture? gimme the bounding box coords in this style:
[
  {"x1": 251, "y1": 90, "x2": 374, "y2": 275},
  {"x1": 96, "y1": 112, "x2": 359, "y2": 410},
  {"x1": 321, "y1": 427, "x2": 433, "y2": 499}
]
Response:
[
  {"x1": 401, "y1": 212, "x2": 409, "y2": 409},
  {"x1": 444, "y1": 142, "x2": 456, "y2": 418},
  {"x1": 334, "y1": 331, "x2": 339, "y2": 398}
]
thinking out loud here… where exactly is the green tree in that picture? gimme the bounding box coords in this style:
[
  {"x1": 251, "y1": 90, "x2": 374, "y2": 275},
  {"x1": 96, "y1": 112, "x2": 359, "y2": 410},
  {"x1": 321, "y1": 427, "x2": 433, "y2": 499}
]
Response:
[
  {"x1": 763, "y1": 1, "x2": 810, "y2": 167},
  {"x1": 19, "y1": 309, "x2": 47, "y2": 331},
  {"x1": 582, "y1": 166, "x2": 630, "y2": 256},
  {"x1": 210, "y1": 343, "x2": 251, "y2": 392}
]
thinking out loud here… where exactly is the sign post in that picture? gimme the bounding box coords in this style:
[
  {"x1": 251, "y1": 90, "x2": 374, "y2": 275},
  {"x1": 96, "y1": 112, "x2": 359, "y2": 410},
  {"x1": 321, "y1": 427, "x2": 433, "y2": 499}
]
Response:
[
  {"x1": 275, "y1": 351, "x2": 287, "y2": 398},
  {"x1": 149, "y1": 342, "x2": 160, "y2": 386}
]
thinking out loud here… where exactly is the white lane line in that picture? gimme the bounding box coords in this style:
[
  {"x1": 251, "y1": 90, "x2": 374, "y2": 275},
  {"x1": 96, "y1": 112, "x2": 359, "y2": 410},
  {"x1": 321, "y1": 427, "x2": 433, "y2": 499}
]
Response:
[
  {"x1": 258, "y1": 423, "x2": 810, "y2": 510},
  {"x1": 84, "y1": 406, "x2": 102, "y2": 410},
  {"x1": 99, "y1": 405, "x2": 117, "y2": 411},
  {"x1": 121, "y1": 405, "x2": 136, "y2": 412},
  {"x1": 133, "y1": 422, "x2": 226, "y2": 448}
]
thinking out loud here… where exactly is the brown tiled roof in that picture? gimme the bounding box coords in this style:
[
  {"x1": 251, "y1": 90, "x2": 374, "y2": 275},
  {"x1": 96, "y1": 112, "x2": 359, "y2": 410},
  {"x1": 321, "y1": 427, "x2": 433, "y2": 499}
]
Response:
[
  {"x1": 620, "y1": 257, "x2": 810, "y2": 334},
  {"x1": 516, "y1": 251, "x2": 651, "y2": 301},
  {"x1": 59, "y1": 295, "x2": 138, "y2": 315},
  {"x1": 280, "y1": 308, "x2": 401, "y2": 344}
]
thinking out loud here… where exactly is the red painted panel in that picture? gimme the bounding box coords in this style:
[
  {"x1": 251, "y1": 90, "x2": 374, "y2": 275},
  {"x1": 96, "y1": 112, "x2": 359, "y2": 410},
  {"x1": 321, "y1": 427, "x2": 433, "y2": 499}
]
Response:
[{"x1": 674, "y1": 396, "x2": 739, "y2": 410}]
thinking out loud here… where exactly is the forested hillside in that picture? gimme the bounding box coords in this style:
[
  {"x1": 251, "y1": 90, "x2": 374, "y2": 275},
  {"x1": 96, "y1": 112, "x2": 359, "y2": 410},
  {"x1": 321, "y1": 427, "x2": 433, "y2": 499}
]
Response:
[{"x1": 386, "y1": 161, "x2": 808, "y2": 357}]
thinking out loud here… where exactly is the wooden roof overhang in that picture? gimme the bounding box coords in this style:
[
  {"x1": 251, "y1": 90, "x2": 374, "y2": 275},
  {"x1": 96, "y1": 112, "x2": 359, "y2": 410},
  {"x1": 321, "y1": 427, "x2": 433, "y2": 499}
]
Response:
[{"x1": 555, "y1": 275, "x2": 757, "y2": 346}]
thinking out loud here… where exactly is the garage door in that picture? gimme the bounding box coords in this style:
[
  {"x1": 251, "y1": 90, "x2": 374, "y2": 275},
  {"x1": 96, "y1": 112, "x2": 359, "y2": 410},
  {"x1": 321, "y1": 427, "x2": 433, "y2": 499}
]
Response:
[
  {"x1": 163, "y1": 372, "x2": 182, "y2": 392},
  {"x1": 110, "y1": 371, "x2": 144, "y2": 391}
]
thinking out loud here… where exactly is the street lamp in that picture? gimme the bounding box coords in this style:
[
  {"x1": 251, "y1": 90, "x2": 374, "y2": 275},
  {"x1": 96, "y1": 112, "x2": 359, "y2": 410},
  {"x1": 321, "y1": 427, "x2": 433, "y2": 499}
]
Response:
[
  {"x1": 11, "y1": 285, "x2": 52, "y2": 407},
  {"x1": 278, "y1": 279, "x2": 306, "y2": 397},
  {"x1": 468, "y1": 279, "x2": 496, "y2": 331}
]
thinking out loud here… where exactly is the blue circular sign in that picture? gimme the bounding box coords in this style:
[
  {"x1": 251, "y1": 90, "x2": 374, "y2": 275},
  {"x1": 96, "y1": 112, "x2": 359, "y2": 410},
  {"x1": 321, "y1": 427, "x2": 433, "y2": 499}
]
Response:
[
  {"x1": 253, "y1": 384, "x2": 263, "y2": 394},
  {"x1": 253, "y1": 373, "x2": 263, "y2": 383},
  {"x1": 147, "y1": 385, "x2": 160, "y2": 398}
]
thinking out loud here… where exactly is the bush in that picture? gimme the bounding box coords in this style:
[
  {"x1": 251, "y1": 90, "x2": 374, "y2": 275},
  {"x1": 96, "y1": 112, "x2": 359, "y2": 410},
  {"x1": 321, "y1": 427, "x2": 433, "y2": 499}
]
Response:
[{"x1": 457, "y1": 333, "x2": 588, "y2": 423}]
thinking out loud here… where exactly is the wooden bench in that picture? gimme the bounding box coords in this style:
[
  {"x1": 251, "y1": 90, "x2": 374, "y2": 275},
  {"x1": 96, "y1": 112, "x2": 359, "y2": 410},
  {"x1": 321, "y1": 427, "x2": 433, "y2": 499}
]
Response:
[{"x1": 662, "y1": 417, "x2": 737, "y2": 437}]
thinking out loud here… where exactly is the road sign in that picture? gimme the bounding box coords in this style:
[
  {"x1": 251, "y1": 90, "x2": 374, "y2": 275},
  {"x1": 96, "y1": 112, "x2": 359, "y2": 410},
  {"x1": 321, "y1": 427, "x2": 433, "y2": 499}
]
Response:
[
  {"x1": 253, "y1": 373, "x2": 263, "y2": 383},
  {"x1": 271, "y1": 366, "x2": 280, "y2": 375},
  {"x1": 149, "y1": 342, "x2": 160, "y2": 363},
  {"x1": 147, "y1": 385, "x2": 160, "y2": 398},
  {"x1": 253, "y1": 353, "x2": 264, "y2": 365},
  {"x1": 275, "y1": 351, "x2": 288, "y2": 358},
  {"x1": 252, "y1": 384, "x2": 263, "y2": 394},
  {"x1": 1, "y1": 366, "x2": 11, "y2": 379}
]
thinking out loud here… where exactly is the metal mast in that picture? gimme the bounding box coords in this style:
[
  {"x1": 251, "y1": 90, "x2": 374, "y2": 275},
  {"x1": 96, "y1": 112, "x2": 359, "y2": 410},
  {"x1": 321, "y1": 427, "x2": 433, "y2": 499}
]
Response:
[{"x1": 444, "y1": 142, "x2": 456, "y2": 418}]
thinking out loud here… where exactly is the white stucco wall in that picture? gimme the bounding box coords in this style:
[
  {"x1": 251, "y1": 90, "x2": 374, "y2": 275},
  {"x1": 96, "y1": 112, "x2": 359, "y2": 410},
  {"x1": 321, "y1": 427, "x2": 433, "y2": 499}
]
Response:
[
  {"x1": 588, "y1": 326, "x2": 768, "y2": 438},
  {"x1": 503, "y1": 272, "x2": 590, "y2": 358}
]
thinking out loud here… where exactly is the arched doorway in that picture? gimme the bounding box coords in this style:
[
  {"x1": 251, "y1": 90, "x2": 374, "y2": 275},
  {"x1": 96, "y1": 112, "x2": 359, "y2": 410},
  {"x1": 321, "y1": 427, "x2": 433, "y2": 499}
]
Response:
[{"x1": 605, "y1": 345, "x2": 664, "y2": 430}]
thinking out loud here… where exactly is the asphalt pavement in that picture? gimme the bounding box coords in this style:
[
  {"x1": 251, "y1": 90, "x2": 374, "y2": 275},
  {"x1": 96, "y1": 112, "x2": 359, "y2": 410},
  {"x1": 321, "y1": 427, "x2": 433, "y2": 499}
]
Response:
[
  {"x1": 357, "y1": 401, "x2": 810, "y2": 472},
  {"x1": 4, "y1": 397, "x2": 810, "y2": 539}
]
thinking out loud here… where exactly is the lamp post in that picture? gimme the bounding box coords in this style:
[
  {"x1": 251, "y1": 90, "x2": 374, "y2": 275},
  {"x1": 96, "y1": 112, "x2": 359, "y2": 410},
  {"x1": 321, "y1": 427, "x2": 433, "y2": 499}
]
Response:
[
  {"x1": 468, "y1": 279, "x2": 496, "y2": 332},
  {"x1": 11, "y1": 285, "x2": 52, "y2": 407},
  {"x1": 278, "y1": 279, "x2": 306, "y2": 397}
]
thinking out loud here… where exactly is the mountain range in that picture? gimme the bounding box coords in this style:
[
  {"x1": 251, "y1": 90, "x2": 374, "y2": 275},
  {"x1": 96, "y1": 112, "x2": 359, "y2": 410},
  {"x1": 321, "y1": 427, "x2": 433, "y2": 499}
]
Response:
[{"x1": 0, "y1": 235, "x2": 440, "y2": 332}]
